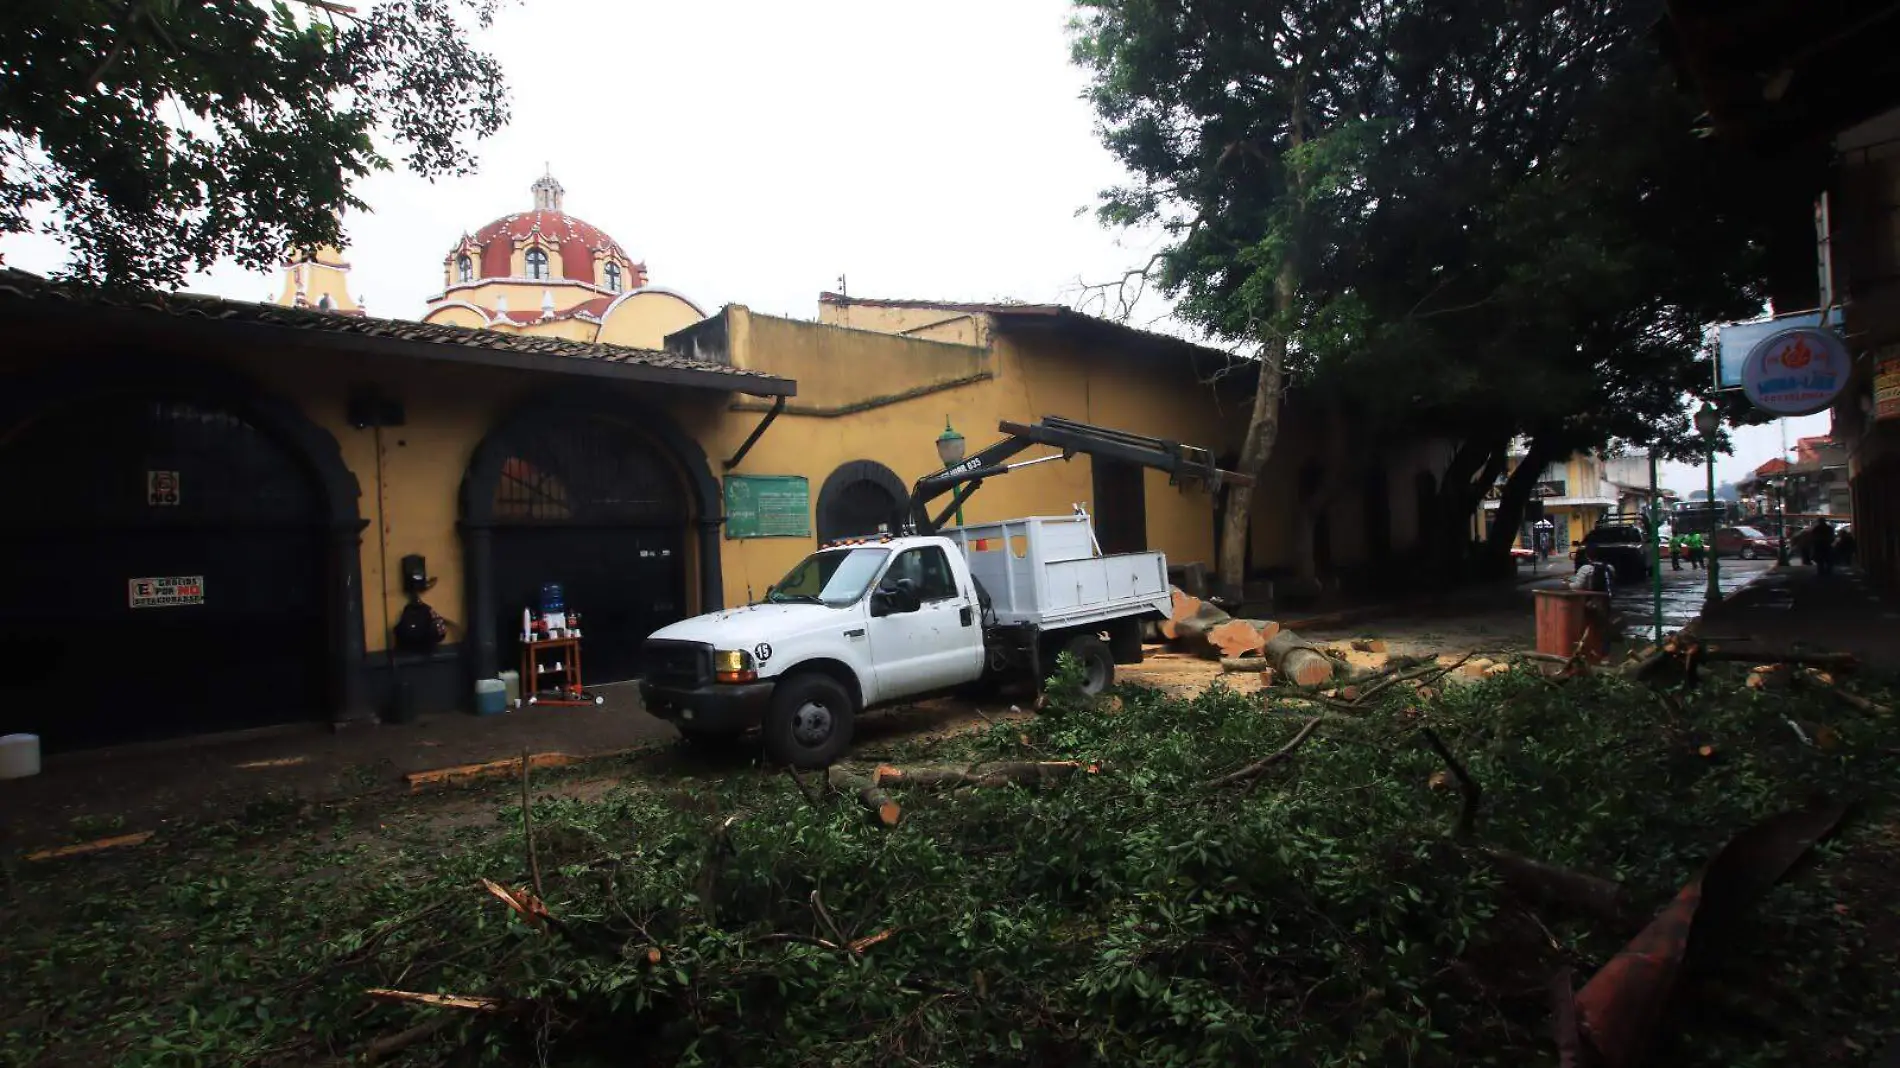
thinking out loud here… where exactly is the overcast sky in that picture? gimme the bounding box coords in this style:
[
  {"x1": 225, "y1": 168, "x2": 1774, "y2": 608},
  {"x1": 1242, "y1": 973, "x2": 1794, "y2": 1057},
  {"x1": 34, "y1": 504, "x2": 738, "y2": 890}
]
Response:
[{"x1": 2, "y1": 0, "x2": 1825, "y2": 494}]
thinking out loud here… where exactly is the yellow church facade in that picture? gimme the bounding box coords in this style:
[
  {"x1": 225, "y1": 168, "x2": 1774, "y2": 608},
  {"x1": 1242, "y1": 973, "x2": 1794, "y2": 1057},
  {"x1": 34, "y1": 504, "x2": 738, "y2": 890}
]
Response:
[{"x1": 418, "y1": 173, "x2": 704, "y2": 349}]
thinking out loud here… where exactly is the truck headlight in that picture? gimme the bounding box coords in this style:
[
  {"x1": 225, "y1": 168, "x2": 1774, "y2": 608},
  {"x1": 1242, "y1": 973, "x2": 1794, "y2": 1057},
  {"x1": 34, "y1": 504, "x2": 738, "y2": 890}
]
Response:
[{"x1": 712, "y1": 648, "x2": 756, "y2": 684}]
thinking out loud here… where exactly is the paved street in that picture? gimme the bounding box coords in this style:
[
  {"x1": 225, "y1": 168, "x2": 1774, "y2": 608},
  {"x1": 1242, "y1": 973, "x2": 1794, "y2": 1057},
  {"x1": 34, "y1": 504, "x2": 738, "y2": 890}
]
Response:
[{"x1": 1518, "y1": 555, "x2": 1776, "y2": 634}]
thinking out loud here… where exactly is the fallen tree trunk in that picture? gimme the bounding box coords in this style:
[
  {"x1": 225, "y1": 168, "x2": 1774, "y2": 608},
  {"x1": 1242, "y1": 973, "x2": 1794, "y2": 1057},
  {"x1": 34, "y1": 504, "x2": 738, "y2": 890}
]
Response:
[
  {"x1": 1220, "y1": 656, "x2": 1270, "y2": 674},
  {"x1": 1265, "y1": 630, "x2": 1335, "y2": 688},
  {"x1": 827, "y1": 766, "x2": 902, "y2": 826}
]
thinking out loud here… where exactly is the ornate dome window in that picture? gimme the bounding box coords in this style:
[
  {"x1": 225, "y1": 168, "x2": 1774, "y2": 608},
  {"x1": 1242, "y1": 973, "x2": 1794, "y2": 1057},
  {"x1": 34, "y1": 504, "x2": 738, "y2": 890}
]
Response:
[
  {"x1": 604, "y1": 262, "x2": 622, "y2": 292},
  {"x1": 457, "y1": 254, "x2": 473, "y2": 283},
  {"x1": 525, "y1": 247, "x2": 549, "y2": 281}
]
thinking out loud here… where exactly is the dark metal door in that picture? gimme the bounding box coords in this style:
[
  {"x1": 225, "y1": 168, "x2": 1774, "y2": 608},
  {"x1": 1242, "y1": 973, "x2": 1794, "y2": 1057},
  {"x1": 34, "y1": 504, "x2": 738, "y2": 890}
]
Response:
[
  {"x1": 488, "y1": 414, "x2": 689, "y2": 683},
  {"x1": 0, "y1": 398, "x2": 327, "y2": 750},
  {"x1": 818, "y1": 479, "x2": 900, "y2": 542}
]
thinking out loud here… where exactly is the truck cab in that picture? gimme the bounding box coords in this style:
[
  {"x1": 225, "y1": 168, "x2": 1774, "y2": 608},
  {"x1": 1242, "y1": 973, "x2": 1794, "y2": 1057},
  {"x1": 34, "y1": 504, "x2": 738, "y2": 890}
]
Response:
[{"x1": 641, "y1": 535, "x2": 989, "y2": 766}]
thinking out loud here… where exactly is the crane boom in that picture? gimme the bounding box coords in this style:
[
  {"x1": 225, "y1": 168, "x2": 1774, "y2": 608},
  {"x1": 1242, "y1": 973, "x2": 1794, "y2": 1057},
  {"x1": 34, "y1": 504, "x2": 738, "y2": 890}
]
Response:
[{"x1": 903, "y1": 415, "x2": 1252, "y2": 535}]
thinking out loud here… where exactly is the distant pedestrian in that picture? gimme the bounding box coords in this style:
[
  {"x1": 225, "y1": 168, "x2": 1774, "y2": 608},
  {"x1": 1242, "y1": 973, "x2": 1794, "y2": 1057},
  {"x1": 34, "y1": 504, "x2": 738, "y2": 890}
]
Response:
[
  {"x1": 1810, "y1": 519, "x2": 1835, "y2": 577},
  {"x1": 1686, "y1": 532, "x2": 1705, "y2": 571},
  {"x1": 1836, "y1": 528, "x2": 1858, "y2": 568},
  {"x1": 1669, "y1": 532, "x2": 1684, "y2": 571}
]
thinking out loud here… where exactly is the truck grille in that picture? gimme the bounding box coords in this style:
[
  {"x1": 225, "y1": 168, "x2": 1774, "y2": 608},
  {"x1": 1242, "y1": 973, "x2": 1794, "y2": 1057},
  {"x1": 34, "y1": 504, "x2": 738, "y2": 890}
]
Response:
[{"x1": 644, "y1": 639, "x2": 711, "y2": 689}]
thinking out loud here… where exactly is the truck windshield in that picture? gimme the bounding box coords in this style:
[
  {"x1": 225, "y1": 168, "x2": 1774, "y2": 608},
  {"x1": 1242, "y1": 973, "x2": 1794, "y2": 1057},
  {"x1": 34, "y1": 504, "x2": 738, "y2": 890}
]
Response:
[{"x1": 768, "y1": 547, "x2": 891, "y2": 607}]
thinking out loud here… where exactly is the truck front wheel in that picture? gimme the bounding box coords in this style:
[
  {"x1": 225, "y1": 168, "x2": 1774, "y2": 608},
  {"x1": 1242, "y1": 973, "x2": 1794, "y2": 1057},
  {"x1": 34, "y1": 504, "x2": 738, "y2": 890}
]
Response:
[{"x1": 762, "y1": 673, "x2": 856, "y2": 768}]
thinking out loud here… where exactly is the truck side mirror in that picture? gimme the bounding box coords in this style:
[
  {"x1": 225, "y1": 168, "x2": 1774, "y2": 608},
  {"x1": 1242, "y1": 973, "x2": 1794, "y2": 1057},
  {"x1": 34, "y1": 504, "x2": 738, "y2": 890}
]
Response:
[{"x1": 872, "y1": 580, "x2": 920, "y2": 616}]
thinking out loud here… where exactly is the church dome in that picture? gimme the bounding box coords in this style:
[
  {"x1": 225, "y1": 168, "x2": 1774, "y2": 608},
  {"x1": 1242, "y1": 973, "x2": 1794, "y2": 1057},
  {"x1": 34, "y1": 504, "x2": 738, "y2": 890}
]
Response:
[{"x1": 445, "y1": 173, "x2": 645, "y2": 290}]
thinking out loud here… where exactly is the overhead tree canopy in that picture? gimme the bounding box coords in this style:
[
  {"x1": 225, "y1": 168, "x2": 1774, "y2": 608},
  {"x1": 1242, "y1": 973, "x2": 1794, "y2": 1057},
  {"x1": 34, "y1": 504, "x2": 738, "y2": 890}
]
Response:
[
  {"x1": 0, "y1": 0, "x2": 514, "y2": 289},
  {"x1": 1071, "y1": 0, "x2": 1791, "y2": 587}
]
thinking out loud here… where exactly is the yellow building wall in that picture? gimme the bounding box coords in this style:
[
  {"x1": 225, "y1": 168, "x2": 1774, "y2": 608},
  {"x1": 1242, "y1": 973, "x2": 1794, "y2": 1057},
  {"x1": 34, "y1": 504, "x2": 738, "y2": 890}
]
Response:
[
  {"x1": 596, "y1": 291, "x2": 708, "y2": 350},
  {"x1": 816, "y1": 301, "x2": 990, "y2": 346},
  {"x1": 733, "y1": 311, "x2": 991, "y2": 411},
  {"x1": 689, "y1": 313, "x2": 1231, "y2": 606}
]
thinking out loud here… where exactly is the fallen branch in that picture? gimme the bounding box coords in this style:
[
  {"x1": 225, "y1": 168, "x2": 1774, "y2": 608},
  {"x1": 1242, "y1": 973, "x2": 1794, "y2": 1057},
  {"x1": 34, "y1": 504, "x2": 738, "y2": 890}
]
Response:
[
  {"x1": 365, "y1": 989, "x2": 512, "y2": 1013},
  {"x1": 24, "y1": 831, "x2": 154, "y2": 862},
  {"x1": 520, "y1": 749, "x2": 543, "y2": 899},
  {"x1": 362, "y1": 1013, "x2": 459, "y2": 1064},
  {"x1": 1220, "y1": 656, "x2": 1271, "y2": 673},
  {"x1": 869, "y1": 760, "x2": 1097, "y2": 790},
  {"x1": 784, "y1": 765, "x2": 822, "y2": 809},
  {"x1": 1419, "y1": 728, "x2": 1480, "y2": 839},
  {"x1": 1797, "y1": 668, "x2": 1894, "y2": 716},
  {"x1": 1701, "y1": 648, "x2": 1858, "y2": 671},
  {"x1": 1354, "y1": 654, "x2": 1475, "y2": 707},
  {"x1": 1204, "y1": 717, "x2": 1323, "y2": 788}
]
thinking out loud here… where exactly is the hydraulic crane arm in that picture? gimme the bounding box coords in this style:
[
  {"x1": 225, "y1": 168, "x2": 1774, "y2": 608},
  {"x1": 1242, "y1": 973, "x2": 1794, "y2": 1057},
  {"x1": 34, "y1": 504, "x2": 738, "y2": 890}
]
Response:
[{"x1": 903, "y1": 415, "x2": 1253, "y2": 535}]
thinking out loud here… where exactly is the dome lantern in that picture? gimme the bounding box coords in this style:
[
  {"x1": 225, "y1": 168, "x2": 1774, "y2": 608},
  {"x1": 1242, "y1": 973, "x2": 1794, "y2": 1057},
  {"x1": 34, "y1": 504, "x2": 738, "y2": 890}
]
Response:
[{"x1": 531, "y1": 169, "x2": 565, "y2": 212}]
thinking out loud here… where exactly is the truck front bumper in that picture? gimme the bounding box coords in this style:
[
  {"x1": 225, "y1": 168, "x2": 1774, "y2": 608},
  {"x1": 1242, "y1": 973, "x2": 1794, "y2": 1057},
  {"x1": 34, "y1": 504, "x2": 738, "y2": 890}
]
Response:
[{"x1": 639, "y1": 679, "x2": 775, "y2": 734}]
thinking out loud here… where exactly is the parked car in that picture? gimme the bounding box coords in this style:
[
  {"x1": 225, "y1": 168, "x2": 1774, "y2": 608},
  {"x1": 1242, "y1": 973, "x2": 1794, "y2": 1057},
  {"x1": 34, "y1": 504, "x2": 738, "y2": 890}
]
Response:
[
  {"x1": 1714, "y1": 525, "x2": 1778, "y2": 560},
  {"x1": 1570, "y1": 522, "x2": 1651, "y2": 583}
]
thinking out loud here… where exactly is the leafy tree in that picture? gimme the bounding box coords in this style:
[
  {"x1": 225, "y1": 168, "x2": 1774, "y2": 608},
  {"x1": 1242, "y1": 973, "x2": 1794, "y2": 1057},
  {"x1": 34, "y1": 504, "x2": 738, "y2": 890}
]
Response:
[
  {"x1": 1, "y1": 0, "x2": 513, "y2": 289},
  {"x1": 1072, "y1": 0, "x2": 1784, "y2": 592}
]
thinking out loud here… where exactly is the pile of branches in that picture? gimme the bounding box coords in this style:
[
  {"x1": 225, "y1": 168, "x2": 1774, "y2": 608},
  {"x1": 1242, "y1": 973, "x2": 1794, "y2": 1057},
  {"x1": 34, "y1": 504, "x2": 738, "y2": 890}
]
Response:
[{"x1": 334, "y1": 660, "x2": 1899, "y2": 1067}]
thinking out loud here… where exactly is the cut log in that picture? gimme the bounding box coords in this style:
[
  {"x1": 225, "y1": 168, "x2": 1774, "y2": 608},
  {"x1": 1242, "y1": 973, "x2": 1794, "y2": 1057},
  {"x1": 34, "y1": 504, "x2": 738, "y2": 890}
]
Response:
[
  {"x1": 1206, "y1": 619, "x2": 1269, "y2": 659},
  {"x1": 826, "y1": 766, "x2": 902, "y2": 826},
  {"x1": 1158, "y1": 587, "x2": 1200, "y2": 641},
  {"x1": 1265, "y1": 630, "x2": 1335, "y2": 688},
  {"x1": 1220, "y1": 656, "x2": 1271, "y2": 673}
]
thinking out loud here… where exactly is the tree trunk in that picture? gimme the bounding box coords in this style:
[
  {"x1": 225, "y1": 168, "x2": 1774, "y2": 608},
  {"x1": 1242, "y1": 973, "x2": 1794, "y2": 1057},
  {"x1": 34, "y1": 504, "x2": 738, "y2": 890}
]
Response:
[
  {"x1": 1486, "y1": 434, "x2": 1564, "y2": 560},
  {"x1": 1424, "y1": 434, "x2": 1509, "y2": 580},
  {"x1": 1214, "y1": 111, "x2": 1306, "y2": 604}
]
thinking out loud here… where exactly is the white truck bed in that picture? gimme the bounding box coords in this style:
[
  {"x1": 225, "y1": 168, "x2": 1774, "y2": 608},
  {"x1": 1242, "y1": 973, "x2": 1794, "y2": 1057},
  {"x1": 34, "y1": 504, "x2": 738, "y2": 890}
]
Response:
[{"x1": 943, "y1": 514, "x2": 1170, "y2": 629}]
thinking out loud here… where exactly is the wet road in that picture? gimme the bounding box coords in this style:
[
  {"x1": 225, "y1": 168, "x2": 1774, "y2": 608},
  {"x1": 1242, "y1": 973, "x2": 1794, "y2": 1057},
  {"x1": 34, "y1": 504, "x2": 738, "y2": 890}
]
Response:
[{"x1": 1519, "y1": 556, "x2": 1775, "y2": 634}]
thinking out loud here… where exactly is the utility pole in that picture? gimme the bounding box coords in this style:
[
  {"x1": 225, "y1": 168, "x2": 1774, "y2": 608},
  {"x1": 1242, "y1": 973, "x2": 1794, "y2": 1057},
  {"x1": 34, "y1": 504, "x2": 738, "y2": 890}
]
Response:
[{"x1": 1649, "y1": 453, "x2": 1664, "y2": 642}]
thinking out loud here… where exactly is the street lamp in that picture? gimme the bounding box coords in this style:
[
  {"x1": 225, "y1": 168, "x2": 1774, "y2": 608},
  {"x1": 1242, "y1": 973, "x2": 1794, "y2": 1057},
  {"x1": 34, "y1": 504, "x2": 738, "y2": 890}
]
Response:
[
  {"x1": 1693, "y1": 401, "x2": 1722, "y2": 607},
  {"x1": 935, "y1": 417, "x2": 967, "y2": 527}
]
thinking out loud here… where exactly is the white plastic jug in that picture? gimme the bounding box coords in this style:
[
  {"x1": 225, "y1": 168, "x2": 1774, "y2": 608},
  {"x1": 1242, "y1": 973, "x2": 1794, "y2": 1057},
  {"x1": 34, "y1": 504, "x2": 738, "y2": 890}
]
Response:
[{"x1": 0, "y1": 733, "x2": 42, "y2": 779}]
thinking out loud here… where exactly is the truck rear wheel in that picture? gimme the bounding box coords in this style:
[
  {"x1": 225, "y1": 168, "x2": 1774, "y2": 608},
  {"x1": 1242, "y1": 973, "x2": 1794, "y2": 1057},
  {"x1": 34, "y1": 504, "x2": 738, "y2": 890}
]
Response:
[
  {"x1": 762, "y1": 673, "x2": 856, "y2": 768},
  {"x1": 1045, "y1": 633, "x2": 1114, "y2": 696}
]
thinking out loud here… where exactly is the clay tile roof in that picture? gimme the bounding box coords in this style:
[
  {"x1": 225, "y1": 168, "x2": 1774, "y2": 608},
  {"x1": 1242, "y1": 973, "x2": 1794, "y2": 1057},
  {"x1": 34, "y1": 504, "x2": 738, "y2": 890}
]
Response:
[{"x1": 0, "y1": 269, "x2": 793, "y2": 396}]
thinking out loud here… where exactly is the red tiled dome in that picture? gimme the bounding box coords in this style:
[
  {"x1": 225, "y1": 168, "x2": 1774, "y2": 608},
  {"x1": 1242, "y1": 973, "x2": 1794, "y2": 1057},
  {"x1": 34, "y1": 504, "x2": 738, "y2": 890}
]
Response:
[{"x1": 448, "y1": 174, "x2": 639, "y2": 288}]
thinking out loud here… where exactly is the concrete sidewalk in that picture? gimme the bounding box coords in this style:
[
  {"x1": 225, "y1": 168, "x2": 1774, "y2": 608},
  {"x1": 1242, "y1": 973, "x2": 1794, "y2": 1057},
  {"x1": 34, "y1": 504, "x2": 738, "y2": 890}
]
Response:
[
  {"x1": 0, "y1": 680, "x2": 677, "y2": 850},
  {"x1": 1695, "y1": 564, "x2": 1900, "y2": 670}
]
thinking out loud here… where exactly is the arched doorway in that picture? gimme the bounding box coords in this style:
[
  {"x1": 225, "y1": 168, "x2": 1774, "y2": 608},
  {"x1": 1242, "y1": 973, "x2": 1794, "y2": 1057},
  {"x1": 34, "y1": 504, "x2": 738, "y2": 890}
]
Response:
[
  {"x1": 0, "y1": 377, "x2": 358, "y2": 750},
  {"x1": 461, "y1": 390, "x2": 723, "y2": 686},
  {"x1": 816, "y1": 460, "x2": 907, "y2": 543},
  {"x1": 1362, "y1": 467, "x2": 1392, "y2": 562}
]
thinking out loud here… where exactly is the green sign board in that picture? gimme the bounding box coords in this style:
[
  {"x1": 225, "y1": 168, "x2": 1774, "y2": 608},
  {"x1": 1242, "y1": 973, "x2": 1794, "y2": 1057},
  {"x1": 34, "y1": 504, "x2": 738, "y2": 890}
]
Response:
[{"x1": 724, "y1": 475, "x2": 812, "y2": 539}]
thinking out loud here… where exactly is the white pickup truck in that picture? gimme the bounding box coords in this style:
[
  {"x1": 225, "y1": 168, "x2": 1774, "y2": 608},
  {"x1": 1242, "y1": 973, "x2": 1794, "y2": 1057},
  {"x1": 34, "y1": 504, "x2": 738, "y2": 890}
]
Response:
[{"x1": 639, "y1": 513, "x2": 1170, "y2": 766}]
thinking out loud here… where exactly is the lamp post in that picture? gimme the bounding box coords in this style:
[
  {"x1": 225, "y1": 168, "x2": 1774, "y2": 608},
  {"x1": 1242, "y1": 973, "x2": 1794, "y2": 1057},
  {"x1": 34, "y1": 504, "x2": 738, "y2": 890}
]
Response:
[
  {"x1": 936, "y1": 417, "x2": 967, "y2": 528},
  {"x1": 1694, "y1": 401, "x2": 1722, "y2": 607}
]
